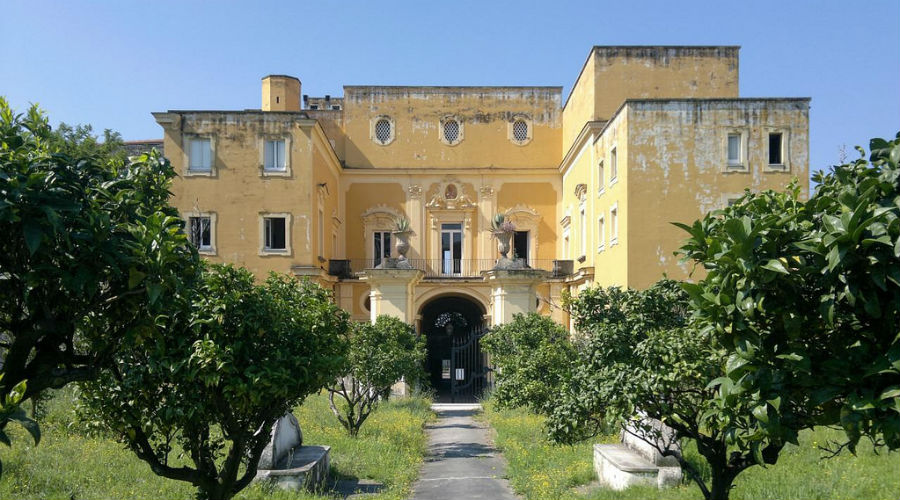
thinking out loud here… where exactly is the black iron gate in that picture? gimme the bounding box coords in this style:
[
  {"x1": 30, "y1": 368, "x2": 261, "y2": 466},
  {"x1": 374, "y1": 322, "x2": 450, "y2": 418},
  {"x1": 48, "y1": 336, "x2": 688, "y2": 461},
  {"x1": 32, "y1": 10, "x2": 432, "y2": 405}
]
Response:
[{"x1": 450, "y1": 324, "x2": 491, "y2": 403}]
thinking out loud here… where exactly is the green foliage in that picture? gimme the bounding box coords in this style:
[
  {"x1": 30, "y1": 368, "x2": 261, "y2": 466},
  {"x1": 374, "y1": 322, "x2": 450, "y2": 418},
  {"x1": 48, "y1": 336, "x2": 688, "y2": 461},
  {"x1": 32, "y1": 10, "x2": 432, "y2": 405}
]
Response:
[
  {"x1": 393, "y1": 216, "x2": 411, "y2": 233},
  {"x1": 0, "y1": 98, "x2": 198, "y2": 471},
  {"x1": 481, "y1": 313, "x2": 575, "y2": 415},
  {"x1": 80, "y1": 265, "x2": 349, "y2": 500},
  {"x1": 0, "y1": 375, "x2": 40, "y2": 476},
  {"x1": 677, "y1": 133, "x2": 900, "y2": 458},
  {"x1": 0, "y1": 390, "x2": 433, "y2": 500},
  {"x1": 46, "y1": 122, "x2": 128, "y2": 165},
  {"x1": 328, "y1": 315, "x2": 425, "y2": 437},
  {"x1": 485, "y1": 399, "x2": 900, "y2": 500},
  {"x1": 551, "y1": 280, "x2": 780, "y2": 500}
]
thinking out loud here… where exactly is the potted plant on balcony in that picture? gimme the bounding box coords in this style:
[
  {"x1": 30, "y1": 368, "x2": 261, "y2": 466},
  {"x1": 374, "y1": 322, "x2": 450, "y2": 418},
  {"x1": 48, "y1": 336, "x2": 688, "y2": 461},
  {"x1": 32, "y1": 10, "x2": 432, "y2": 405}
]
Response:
[{"x1": 392, "y1": 216, "x2": 414, "y2": 268}]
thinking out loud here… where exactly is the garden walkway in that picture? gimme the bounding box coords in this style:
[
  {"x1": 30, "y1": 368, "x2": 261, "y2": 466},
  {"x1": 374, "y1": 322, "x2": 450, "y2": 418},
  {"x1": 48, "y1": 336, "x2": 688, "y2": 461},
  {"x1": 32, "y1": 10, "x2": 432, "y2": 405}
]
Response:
[{"x1": 411, "y1": 403, "x2": 518, "y2": 500}]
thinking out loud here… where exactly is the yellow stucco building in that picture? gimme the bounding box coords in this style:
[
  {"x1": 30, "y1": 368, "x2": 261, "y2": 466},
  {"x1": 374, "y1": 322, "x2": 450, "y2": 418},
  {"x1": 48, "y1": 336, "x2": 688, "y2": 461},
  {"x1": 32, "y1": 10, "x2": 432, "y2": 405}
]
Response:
[{"x1": 154, "y1": 46, "x2": 808, "y2": 400}]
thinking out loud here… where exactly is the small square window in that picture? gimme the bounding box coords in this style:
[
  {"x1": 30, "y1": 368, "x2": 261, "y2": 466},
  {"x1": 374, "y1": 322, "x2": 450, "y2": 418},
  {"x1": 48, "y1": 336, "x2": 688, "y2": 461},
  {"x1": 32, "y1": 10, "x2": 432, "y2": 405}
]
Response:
[
  {"x1": 189, "y1": 216, "x2": 212, "y2": 250},
  {"x1": 264, "y1": 140, "x2": 286, "y2": 171},
  {"x1": 264, "y1": 217, "x2": 287, "y2": 251},
  {"x1": 769, "y1": 133, "x2": 783, "y2": 165},
  {"x1": 188, "y1": 138, "x2": 212, "y2": 171}
]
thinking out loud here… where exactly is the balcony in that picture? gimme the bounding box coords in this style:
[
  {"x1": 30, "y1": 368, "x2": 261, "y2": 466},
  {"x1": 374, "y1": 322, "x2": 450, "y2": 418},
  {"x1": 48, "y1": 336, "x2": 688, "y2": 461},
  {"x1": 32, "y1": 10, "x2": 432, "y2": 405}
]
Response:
[{"x1": 332, "y1": 259, "x2": 573, "y2": 280}]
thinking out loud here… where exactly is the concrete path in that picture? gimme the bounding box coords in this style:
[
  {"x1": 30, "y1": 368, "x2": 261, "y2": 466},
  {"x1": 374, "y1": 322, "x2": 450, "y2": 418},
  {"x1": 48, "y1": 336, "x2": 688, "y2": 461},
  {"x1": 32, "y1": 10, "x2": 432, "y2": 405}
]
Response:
[{"x1": 411, "y1": 403, "x2": 519, "y2": 500}]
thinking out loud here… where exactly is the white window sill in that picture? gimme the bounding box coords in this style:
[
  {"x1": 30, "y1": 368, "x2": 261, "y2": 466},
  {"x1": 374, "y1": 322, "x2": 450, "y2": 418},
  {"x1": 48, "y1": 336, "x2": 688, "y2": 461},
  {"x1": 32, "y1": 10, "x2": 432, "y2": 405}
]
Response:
[
  {"x1": 261, "y1": 168, "x2": 291, "y2": 177},
  {"x1": 185, "y1": 168, "x2": 215, "y2": 177},
  {"x1": 724, "y1": 164, "x2": 749, "y2": 173},
  {"x1": 198, "y1": 247, "x2": 216, "y2": 256},
  {"x1": 597, "y1": 244, "x2": 605, "y2": 253},
  {"x1": 597, "y1": 188, "x2": 605, "y2": 197},
  {"x1": 259, "y1": 248, "x2": 291, "y2": 256},
  {"x1": 765, "y1": 164, "x2": 789, "y2": 172},
  {"x1": 610, "y1": 237, "x2": 619, "y2": 246},
  {"x1": 609, "y1": 177, "x2": 618, "y2": 187}
]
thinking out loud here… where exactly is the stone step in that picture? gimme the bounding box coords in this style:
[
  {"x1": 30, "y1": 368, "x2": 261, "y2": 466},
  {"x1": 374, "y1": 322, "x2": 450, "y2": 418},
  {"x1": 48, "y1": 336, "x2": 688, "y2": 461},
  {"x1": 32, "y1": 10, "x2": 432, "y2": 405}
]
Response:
[{"x1": 594, "y1": 443, "x2": 681, "y2": 490}]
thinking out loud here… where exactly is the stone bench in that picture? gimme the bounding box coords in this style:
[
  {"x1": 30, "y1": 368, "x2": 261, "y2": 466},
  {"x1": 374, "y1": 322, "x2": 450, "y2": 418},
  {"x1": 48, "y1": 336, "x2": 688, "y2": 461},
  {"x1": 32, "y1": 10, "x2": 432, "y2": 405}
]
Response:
[
  {"x1": 594, "y1": 443, "x2": 661, "y2": 490},
  {"x1": 255, "y1": 445, "x2": 330, "y2": 491}
]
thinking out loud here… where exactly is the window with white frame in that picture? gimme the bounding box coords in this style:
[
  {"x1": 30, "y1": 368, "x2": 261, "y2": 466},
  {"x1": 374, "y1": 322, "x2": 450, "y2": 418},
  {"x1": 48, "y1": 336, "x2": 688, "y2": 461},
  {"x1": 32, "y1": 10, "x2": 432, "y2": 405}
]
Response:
[
  {"x1": 610, "y1": 147, "x2": 618, "y2": 183},
  {"x1": 372, "y1": 116, "x2": 395, "y2": 145},
  {"x1": 188, "y1": 137, "x2": 212, "y2": 172},
  {"x1": 440, "y1": 116, "x2": 463, "y2": 145},
  {"x1": 188, "y1": 215, "x2": 213, "y2": 252},
  {"x1": 579, "y1": 207, "x2": 586, "y2": 260},
  {"x1": 768, "y1": 132, "x2": 784, "y2": 166},
  {"x1": 264, "y1": 139, "x2": 286, "y2": 172},
  {"x1": 598, "y1": 160, "x2": 605, "y2": 194},
  {"x1": 263, "y1": 216, "x2": 288, "y2": 252},
  {"x1": 610, "y1": 204, "x2": 619, "y2": 245},
  {"x1": 597, "y1": 215, "x2": 605, "y2": 251},
  {"x1": 727, "y1": 133, "x2": 742, "y2": 166},
  {"x1": 373, "y1": 231, "x2": 391, "y2": 267},
  {"x1": 318, "y1": 209, "x2": 325, "y2": 257}
]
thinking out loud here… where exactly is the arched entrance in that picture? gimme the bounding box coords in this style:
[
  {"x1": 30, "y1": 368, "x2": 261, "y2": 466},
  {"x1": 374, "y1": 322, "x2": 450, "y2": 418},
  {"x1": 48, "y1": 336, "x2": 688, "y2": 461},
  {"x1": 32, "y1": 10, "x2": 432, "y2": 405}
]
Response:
[{"x1": 419, "y1": 295, "x2": 488, "y2": 403}]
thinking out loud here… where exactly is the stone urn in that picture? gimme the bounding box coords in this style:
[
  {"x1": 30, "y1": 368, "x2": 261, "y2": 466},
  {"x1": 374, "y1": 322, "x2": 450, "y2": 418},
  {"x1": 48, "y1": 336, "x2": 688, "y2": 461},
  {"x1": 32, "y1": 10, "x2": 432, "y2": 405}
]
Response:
[
  {"x1": 394, "y1": 230, "x2": 412, "y2": 261},
  {"x1": 495, "y1": 231, "x2": 512, "y2": 259}
]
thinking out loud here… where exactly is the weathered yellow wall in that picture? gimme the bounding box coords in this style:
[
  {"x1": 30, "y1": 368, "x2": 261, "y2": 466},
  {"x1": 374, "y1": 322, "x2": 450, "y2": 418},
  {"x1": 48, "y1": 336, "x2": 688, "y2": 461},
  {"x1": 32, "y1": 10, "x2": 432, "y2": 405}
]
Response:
[
  {"x1": 624, "y1": 99, "x2": 810, "y2": 288},
  {"x1": 497, "y1": 181, "x2": 559, "y2": 262},
  {"x1": 158, "y1": 111, "x2": 323, "y2": 277},
  {"x1": 590, "y1": 110, "x2": 629, "y2": 287},
  {"x1": 312, "y1": 130, "x2": 342, "y2": 261},
  {"x1": 562, "y1": 46, "x2": 739, "y2": 149},
  {"x1": 342, "y1": 87, "x2": 562, "y2": 169}
]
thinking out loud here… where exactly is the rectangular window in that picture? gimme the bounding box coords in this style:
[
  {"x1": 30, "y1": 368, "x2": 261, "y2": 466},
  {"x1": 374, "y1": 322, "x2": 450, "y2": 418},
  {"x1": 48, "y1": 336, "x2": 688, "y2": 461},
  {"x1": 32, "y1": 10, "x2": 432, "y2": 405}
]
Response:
[
  {"x1": 598, "y1": 160, "x2": 605, "y2": 193},
  {"x1": 373, "y1": 231, "x2": 391, "y2": 267},
  {"x1": 769, "y1": 133, "x2": 783, "y2": 165},
  {"x1": 610, "y1": 206, "x2": 619, "y2": 245},
  {"x1": 264, "y1": 217, "x2": 287, "y2": 251},
  {"x1": 264, "y1": 140, "x2": 286, "y2": 171},
  {"x1": 610, "y1": 147, "x2": 618, "y2": 182},
  {"x1": 513, "y1": 231, "x2": 529, "y2": 262},
  {"x1": 318, "y1": 209, "x2": 325, "y2": 257},
  {"x1": 441, "y1": 223, "x2": 463, "y2": 275},
  {"x1": 580, "y1": 208, "x2": 586, "y2": 258},
  {"x1": 563, "y1": 233, "x2": 570, "y2": 260},
  {"x1": 189, "y1": 216, "x2": 211, "y2": 250},
  {"x1": 727, "y1": 134, "x2": 741, "y2": 166},
  {"x1": 598, "y1": 215, "x2": 605, "y2": 250},
  {"x1": 189, "y1": 138, "x2": 212, "y2": 171}
]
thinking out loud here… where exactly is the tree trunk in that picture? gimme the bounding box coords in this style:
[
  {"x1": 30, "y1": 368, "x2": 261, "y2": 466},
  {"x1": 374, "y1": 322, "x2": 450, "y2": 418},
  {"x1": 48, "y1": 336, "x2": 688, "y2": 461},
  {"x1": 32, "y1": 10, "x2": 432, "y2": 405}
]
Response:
[{"x1": 708, "y1": 468, "x2": 736, "y2": 500}]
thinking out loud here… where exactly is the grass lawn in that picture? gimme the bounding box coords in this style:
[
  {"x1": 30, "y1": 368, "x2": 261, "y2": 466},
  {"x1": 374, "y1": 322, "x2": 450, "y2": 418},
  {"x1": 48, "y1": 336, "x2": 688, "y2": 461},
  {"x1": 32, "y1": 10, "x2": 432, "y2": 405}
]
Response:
[
  {"x1": 0, "y1": 387, "x2": 433, "y2": 500},
  {"x1": 482, "y1": 399, "x2": 900, "y2": 500}
]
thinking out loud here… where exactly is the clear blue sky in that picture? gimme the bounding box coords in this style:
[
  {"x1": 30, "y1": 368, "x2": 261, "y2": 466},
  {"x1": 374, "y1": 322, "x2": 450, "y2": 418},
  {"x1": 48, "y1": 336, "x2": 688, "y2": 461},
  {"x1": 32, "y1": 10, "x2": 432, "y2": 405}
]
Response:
[{"x1": 3, "y1": 0, "x2": 898, "y2": 177}]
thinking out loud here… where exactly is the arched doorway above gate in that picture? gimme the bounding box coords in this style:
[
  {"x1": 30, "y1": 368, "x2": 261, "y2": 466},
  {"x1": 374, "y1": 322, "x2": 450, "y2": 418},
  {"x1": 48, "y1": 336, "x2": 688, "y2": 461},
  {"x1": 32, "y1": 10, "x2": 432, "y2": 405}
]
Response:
[{"x1": 418, "y1": 295, "x2": 489, "y2": 403}]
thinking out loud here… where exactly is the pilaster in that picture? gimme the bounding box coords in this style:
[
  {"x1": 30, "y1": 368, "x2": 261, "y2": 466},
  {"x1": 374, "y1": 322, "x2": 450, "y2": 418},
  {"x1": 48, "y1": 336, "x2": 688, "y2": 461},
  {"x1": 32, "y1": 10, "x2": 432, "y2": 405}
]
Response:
[
  {"x1": 359, "y1": 269, "x2": 424, "y2": 324},
  {"x1": 482, "y1": 269, "x2": 549, "y2": 327}
]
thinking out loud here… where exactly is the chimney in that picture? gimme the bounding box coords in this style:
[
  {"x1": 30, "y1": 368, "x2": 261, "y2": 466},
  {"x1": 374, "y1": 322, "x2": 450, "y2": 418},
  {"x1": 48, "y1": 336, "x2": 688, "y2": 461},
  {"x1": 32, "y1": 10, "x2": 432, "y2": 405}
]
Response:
[{"x1": 261, "y1": 75, "x2": 301, "y2": 112}]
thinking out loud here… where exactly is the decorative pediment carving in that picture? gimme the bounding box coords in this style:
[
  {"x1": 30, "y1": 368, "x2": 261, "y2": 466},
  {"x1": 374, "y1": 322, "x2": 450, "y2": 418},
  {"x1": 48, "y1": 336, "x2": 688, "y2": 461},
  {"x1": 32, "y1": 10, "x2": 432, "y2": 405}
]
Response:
[
  {"x1": 425, "y1": 177, "x2": 476, "y2": 210},
  {"x1": 361, "y1": 205, "x2": 403, "y2": 235},
  {"x1": 574, "y1": 183, "x2": 587, "y2": 201}
]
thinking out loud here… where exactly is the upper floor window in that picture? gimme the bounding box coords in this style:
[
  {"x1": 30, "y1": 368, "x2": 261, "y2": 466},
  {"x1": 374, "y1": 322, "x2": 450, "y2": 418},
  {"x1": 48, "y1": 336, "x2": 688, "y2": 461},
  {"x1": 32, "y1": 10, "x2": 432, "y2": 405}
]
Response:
[
  {"x1": 610, "y1": 204, "x2": 619, "y2": 246},
  {"x1": 260, "y1": 214, "x2": 290, "y2": 254},
  {"x1": 189, "y1": 216, "x2": 212, "y2": 250},
  {"x1": 188, "y1": 137, "x2": 212, "y2": 173},
  {"x1": 768, "y1": 132, "x2": 783, "y2": 165},
  {"x1": 610, "y1": 147, "x2": 618, "y2": 183},
  {"x1": 264, "y1": 139, "x2": 286, "y2": 172},
  {"x1": 373, "y1": 231, "x2": 391, "y2": 267},
  {"x1": 440, "y1": 116, "x2": 463, "y2": 146},
  {"x1": 508, "y1": 115, "x2": 533, "y2": 146},
  {"x1": 597, "y1": 215, "x2": 606, "y2": 252},
  {"x1": 371, "y1": 116, "x2": 395, "y2": 146},
  {"x1": 727, "y1": 134, "x2": 741, "y2": 165},
  {"x1": 187, "y1": 212, "x2": 216, "y2": 254},
  {"x1": 597, "y1": 160, "x2": 605, "y2": 194}
]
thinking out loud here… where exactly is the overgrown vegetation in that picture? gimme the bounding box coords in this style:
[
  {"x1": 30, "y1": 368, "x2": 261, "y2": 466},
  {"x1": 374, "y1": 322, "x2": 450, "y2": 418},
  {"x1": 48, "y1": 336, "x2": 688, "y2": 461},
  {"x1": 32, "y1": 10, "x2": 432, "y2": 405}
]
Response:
[
  {"x1": 0, "y1": 98, "x2": 198, "y2": 473},
  {"x1": 0, "y1": 388, "x2": 432, "y2": 500},
  {"x1": 484, "y1": 400, "x2": 900, "y2": 500},
  {"x1": 491, "y1": 135, "x2": 900, "y2": 500},
  {"x1": 482, "y1": 313, "x2": 575, "y2": 415},
  {"x1": 79, "y1": 265, "x2": 349, "y2": 500},
  {"x1": 327, "y1": 315, "x2": 425, "y2": 437}
]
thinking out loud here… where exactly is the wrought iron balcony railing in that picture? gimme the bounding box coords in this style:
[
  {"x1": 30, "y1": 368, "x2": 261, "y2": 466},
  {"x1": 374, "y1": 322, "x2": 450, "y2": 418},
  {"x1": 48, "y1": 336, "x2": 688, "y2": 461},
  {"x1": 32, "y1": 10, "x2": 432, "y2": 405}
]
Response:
[{"x1": 331, "y1": 258, "x2": 573, "y2": 279}]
